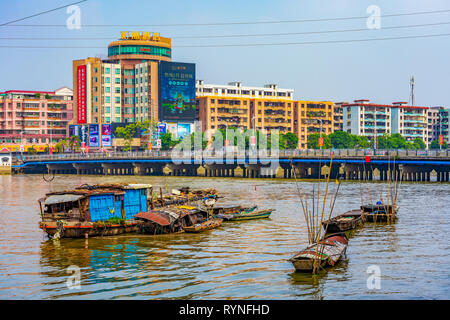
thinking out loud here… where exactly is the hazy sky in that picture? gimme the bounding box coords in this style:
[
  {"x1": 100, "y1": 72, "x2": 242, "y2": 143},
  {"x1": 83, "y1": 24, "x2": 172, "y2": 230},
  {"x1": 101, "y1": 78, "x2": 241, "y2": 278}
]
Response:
[{"x1": 1, "y1": 0, "x2": 449, "y2": 107}]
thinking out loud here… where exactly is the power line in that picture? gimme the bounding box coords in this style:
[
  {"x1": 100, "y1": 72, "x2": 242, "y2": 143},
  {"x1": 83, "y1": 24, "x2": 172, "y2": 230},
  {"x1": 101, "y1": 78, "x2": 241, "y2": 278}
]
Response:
[
  {"x1": 0, "y1": 0, "x2": 88, "y2": 27},
  {"x1": 1, "y1": 21, "x2": 450, "y2": 40},
  {"x1": 2, "y1": 8, "x2": 450, "y2": 27},
  {"x1": 1, "y1": 32, "x2": 450, "y2": 48}
]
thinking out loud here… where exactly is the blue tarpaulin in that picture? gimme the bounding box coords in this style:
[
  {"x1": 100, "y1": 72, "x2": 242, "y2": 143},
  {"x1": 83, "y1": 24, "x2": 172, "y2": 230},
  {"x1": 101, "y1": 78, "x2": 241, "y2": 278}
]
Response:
[{"x1": 89, "y1": 194, "x2": 120, "y2": 222}]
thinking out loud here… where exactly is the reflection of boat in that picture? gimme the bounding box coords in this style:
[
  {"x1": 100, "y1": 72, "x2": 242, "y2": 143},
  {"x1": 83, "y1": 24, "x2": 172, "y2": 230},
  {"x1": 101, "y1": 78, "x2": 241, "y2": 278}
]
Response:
[
  {"x1": 361, "y1": 204, "x2": 398, "y2": 222},
  {"x1": 135, "y1": 205, "x2": 205, "y2": 235},
  {"x1": 322, "y1": 210, "x2": 365, "y2": 233},
  {"x1": 182, "y1": 218, "x2": 223, "y2": 233},
  {"x1": 289, "y1": 234, "x2": 348, "y2": 272}
]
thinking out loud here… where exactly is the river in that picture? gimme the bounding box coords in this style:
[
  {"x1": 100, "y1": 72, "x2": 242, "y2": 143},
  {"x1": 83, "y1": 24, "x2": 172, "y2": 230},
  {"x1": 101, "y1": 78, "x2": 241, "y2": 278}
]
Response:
[{"x1": 0, "y1": 174, "x2": 448, "y2": 299}]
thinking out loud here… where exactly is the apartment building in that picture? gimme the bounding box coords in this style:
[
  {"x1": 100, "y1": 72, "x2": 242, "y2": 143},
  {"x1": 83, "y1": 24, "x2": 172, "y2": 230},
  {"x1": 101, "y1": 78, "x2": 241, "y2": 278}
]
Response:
[
  {"x1": 196, "y1": 81, "x2": 294, "y2": 135},
  {"x1": 343, "y1": 99, "x2": 429, "y2": 144},
  {"x1": 293, "y1": 101, "x2": 334, "y2": 149},
  {"x1": 0, "y1": 87, "x2": 73, "y2": 151},
  {"x1": 427, "y1": 107, "x2": 449, "y2": 146}
]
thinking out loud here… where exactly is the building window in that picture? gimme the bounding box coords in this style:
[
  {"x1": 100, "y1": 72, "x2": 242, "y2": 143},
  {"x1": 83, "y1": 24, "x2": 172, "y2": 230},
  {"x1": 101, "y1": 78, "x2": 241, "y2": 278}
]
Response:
[
  {"x1": 105, "y1": 97, "x2": 110, "y2": 103},
  {"x1": 105, "y1": 77, "x2": 110, "y2": 83},
  {"x1": 115, "y1": 68, "x2": 120, "y2": 74},
  {"x1": 105, "y1": 87, "x2": 110, "y2": 93},
  {"x1": 115, "y1": 78, "x2": 120, "y2": 84}
]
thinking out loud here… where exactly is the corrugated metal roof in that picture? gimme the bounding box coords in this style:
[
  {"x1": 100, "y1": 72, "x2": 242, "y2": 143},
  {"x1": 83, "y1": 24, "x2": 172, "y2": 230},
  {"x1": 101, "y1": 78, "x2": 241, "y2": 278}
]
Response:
[
  {"x1": 123, "y1": 184, "x2": 152, "y2": 189},
  {"x1": 44, "y1": 194, "x2": 85, "y2": 205},
  {"x1": 134, "y1": 211, "x2": 170, "y2": 226}
]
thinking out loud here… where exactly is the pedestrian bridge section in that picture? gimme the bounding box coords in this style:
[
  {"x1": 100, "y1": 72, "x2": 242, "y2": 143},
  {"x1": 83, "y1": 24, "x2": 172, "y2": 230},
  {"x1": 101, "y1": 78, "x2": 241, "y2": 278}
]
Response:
[{"x1": 13, "y1": 149, "x2": 450, "y2": 182}]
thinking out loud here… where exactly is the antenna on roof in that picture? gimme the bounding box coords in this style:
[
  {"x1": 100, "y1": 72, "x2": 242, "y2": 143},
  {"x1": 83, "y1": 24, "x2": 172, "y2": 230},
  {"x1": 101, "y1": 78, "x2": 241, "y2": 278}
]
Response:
[{"x1": 410, "y1": 76, "x2": 415, "y2": 106}]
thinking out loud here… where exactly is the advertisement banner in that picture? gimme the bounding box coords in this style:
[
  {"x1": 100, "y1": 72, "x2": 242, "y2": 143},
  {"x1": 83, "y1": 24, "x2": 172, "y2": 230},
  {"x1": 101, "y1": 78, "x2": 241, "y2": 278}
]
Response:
[
  {"x1": 68, "y1": 125, "x2": 79, "y2": 137},
  {"x1": 77, "y1": 65, "x2": 87, "y2": 124},
  {"x1": 101, "y1": 124, "x2": 112, "y2": 147},
  {"x1": 177, "y1": 123, "x2": 191, "y2": 139},
  {"x1": 159, "y1": 61, "x2": 196, "y2": 122},
  {"x1": 88, "y1": 124, "x2": 99, "y2": 147}
]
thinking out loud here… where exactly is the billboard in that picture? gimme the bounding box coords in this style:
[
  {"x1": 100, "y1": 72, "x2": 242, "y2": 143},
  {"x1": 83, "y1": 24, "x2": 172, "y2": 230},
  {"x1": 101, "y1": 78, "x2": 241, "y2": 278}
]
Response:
[
  {"x1": 177, "y1": 123, "x2": 191, "y2": 139},
  {"x1": 159, "y1": 61, "x2": 196, "y2": 122},
  {"x1": 88, "y1": 124, "x2": 99, "y2": 147},
  {"x1": 101, "y1": 124, "x2": 112, "y2": 147},
  {"x1": 77, "y1": 65, "x2": 87, "y2": 124},
  {"x1": 68, "y1": 125, "x2": 79, "y2": 137}
]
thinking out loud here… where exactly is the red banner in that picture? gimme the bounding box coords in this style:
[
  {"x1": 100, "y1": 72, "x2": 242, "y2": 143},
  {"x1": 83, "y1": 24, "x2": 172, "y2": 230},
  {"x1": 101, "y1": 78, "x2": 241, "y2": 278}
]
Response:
[
  {"x1": 77, "y1": 65, "x2": 87, "y2": 124},
  {"x1": 318, "y1": 137, "x2": 324, "y2": 147},
  {"x1": 365, "y1": 155, "x2": 371, "y2": 163},
  {"x1": 439, "y1": 134, "x2": 443, "y2": 146}
]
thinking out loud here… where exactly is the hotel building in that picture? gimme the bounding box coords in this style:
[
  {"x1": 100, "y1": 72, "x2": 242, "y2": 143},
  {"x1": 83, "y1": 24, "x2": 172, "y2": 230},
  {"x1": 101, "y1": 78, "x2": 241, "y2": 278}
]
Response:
[
  {"x1": 343, "y1": 99, "x2": 429, "y2": 144},
  {"x1": 0, "y1": 87, "x2": 73, "y2": 152},
  {"x1": 73, "y1": 32, "x2": 171, "y2": 125}
]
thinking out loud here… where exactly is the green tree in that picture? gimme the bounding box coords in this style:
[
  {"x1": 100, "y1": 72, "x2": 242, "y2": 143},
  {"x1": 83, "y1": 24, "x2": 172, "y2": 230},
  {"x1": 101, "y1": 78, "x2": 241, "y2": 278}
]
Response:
[
  {"x1": 430, "y1": 139, "x2": 448, "y2": 149},
  {"x1": 307, "y1": 133, "x2": 331, "y2": 149},
  {"x1": 355, "y1": 135, "x2": 371, "y2": 148},
  {"x1": 412, "y1": 138, "x2": 426, "y2": 150},
  {"x1": 160, "y1": 132, "x2": 179, "y2": 150},
  {"x1": 282, "y1": 132, "x2": 299, "y2": 149},
  {"x1": 329, "y1": 131, "x2": 353, "y2": 149},
  {"x1": 115, "y1": 121, "x2": 146, "y2": 151}
]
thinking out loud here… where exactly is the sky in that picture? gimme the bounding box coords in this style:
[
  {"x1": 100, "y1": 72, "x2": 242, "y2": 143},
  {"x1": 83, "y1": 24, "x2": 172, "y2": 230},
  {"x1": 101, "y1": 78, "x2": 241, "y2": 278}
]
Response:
[{"x1": 0, "y1": 0, "x2": 450, "y2": 107}]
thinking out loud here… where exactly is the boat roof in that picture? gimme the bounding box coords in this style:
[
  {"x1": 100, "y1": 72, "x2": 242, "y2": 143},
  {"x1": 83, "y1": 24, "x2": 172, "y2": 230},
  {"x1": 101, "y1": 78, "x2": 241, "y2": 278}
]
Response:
[
  {"x1": 44, "y1": 194, "x2": 85, "y2": 205},
  {"x1": 135, "y1": 211, "x2": 171, "y2": 226}
]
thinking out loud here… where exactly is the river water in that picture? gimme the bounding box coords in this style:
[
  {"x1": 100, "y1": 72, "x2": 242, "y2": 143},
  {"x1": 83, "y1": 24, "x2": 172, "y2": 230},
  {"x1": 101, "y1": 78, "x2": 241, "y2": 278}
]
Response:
[{"x1": 0, "y1": 174, "x2": 448, "y2": 299}]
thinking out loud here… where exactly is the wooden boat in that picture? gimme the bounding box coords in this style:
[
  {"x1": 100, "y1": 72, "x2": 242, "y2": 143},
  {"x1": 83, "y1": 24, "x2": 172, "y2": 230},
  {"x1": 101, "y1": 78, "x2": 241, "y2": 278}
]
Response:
[
  {"x1": 322, "y1": 210, "x2": 365, "y2": 233},
  {"x1": 135, "y1": 205, "x2": 205, "y2": 235},
  {"x1": 208, "y1": 205, "x2": 258, "y2": 220},
  {"x1": 220, "y1": 208, "x2": 275, "y2": 221},
  {"x1": 361, "y1": 204, "x2": 398, "y2": 222},
  {"x1": 38, "y1": 184, "x2": 219, "y2": 239},
  {"x1": 182, "y1": 218, "x2": 223, "y2": 233},
  {"x1": 289, "y1": 234, "x2": 348, "y2": 272}
]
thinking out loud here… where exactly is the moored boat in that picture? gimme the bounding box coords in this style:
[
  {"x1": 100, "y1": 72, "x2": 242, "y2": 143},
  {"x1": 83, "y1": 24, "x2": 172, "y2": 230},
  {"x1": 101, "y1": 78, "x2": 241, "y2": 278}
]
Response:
[
  {"x1": 361, "y1": 204, "x2": 398, "y2": 222},
  {"x1": 135, "y1": 205, "x2": 205, "y2": 235},
  {"x1": 289, "y1": 233, "x2": 348, "y2": 272},
  {"x1": 222, "y1": 208, "x2": 274, "y2": 221},
  {"x1": 322, "y1": 210, "x2": 365, "y2": 233},
  {"x1": 182, "y1": 218, "x2": 223, "y2": 233}
]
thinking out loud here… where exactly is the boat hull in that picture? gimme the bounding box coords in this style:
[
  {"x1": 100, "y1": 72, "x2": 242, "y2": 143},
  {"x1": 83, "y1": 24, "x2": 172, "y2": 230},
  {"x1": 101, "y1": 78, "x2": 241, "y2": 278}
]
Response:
[
  {"x1": 228, "y1": 209, "x2": 274, "y2": 221},
  {"x1": 40, "y1": 221, "x2": 138, "y2": 239},
  {"x1": 323, "y1": 210, "x2": 365, "y2": 233}
]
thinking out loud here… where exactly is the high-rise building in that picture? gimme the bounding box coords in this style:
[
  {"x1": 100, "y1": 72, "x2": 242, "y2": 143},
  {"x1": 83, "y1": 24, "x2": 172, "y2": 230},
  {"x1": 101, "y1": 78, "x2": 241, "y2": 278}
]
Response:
[
  {"x1": 333, "y1": 102, "x2": 346, "y2": 132},
  {"x1": 0, "y1": 87, "x2": 73, "y2": 152},
  {"x1": 343, "y1": 99, "x2": 429, "y2": 145}
]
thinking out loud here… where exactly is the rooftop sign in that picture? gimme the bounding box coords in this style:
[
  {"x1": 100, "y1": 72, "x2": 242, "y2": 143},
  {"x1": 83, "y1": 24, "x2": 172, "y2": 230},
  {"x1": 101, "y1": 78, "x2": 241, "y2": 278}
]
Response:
[{"x1": 120, "y1": 31, "x2": 160, "y2": 41}]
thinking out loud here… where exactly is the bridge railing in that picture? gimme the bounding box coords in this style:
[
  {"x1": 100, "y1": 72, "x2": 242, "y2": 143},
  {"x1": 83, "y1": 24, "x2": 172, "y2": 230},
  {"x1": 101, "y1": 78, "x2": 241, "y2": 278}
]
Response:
[{"x1": 19, "y1": 148, "x2": 450, "y2": 162}]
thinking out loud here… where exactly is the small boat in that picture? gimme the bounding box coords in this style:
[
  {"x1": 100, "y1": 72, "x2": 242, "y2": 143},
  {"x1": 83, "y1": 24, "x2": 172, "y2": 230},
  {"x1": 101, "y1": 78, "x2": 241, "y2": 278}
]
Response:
[
  {"x1": 135, "y1": 205, "x2": 205, "y2": 235},
  {"x1": 205, "y1": 205, "x2": 258, "y2": 220},
  {"x1": 182, "y1": 218, "x2": 223, "y2": 233},
  {"x1": 289, "y1": 233, "x2": 348, "y2": 272},
  {"x1": 220, "y1": 208, "x2": 275, "y2": 221},
  {"x1": 322, "y1": 210, "x2": 365, "y2": 233},
  {"x1": 361, "y1": 204, "x2": 398, "y2": 222}
]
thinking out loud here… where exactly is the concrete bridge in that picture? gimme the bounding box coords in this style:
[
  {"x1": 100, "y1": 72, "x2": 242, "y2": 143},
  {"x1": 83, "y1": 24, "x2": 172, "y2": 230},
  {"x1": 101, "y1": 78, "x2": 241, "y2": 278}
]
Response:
[{"x1": 12, "y1": 149, "x2": 450, "y2": 182}]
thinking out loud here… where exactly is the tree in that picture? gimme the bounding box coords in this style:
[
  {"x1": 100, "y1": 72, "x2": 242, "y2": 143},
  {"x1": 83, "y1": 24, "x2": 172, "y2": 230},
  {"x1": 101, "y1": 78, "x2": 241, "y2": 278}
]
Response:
[
  {"x1": 329, "y1": 131, "x2": 353, "y2": 149},
  {"x1": 307, "y1": 133, "x2": 331, "y2": 149},
  {"x1": 67, "y1": 135, "x2": 81, "y2": 153},
  {"x1": 115, "y1": 121, "x2": 146, "y2": 151},
  {"x1": 160, "y1": 132, "x2": 180, "y2": 150},
  {"x1": 430, "y1": 139, "x2": 448, "y2": 149},
  {"x1": 282, "y1": 132, "x2": 299, "y2": 149},
  {"x1": 412, "y1": 138, "x2": 426, "y2": 150}
]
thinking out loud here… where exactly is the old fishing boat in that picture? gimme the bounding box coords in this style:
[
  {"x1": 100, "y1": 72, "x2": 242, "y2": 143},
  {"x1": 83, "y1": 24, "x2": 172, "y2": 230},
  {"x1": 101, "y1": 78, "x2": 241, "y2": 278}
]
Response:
[
  {"x1": 151, "y1": 187, "x2": 218, "y2": 209},
  {"x1": 218, "y1": 208, "x2": 275, "y2": 221},
  {"x1": 182, "y1": 218, "x2": 223, "y2": 233},
  {"x1": 182, "y1": 193, "x2": 222, "y2": 233},
  {"x1": 39, "y1": 183, "x2": 152, "y2": 239},
  {"x1": 322, "y1": 210, "x2": 365, "y2": 234},
  {"x1": 135, "y1": 205, "x2": 206, "y2": 235},
  {"x1": 289, "y1": 233, "x2": 348, "y2": 272},
  {"x1": 361, "y1": 204, "x2": 398, "y2": 222}
]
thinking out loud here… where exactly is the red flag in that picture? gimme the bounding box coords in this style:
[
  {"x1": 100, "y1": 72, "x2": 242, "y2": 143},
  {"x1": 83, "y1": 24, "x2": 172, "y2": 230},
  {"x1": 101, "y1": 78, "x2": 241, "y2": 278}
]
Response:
[{"x1": 365, "y1": 155, "x2": 371, "y2": 163}]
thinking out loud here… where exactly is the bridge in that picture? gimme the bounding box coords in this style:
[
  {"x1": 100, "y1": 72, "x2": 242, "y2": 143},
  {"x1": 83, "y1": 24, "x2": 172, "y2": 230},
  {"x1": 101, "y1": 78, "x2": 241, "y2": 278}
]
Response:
[{"x1": 12, "y1": 149, "x2": 450, "y2": 182}]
